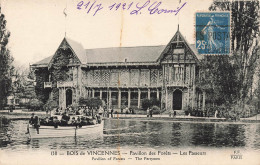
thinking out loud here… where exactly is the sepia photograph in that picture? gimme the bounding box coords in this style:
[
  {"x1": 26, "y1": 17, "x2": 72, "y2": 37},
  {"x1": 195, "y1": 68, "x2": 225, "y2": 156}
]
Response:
[{"x1": 0, "y1": 0, "x2": 259, "y2": 164}]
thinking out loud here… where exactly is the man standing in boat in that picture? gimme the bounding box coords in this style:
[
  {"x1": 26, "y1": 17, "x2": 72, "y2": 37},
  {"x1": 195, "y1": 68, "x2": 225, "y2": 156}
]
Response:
[
  {"x1": 29, "y1": 113, "x2": 40, "y2": 134},
  {"x1": 34, "y1": 116, "x2": 40, "y2": 134},
  {"x1": 29, "y1": 113, "x2": 35, "y2": 125}
]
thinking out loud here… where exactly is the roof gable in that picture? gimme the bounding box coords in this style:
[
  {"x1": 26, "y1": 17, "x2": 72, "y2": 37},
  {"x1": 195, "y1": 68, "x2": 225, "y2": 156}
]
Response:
[
  {"x1": 65, "y1": 37, "x2": 86, "y2": 64},
  {"x1": 157, "y1": 29, "x2": 200, "y2": 63},
  {"x1": 47, "y1": 38, "x2": 84, "y2": 68}
]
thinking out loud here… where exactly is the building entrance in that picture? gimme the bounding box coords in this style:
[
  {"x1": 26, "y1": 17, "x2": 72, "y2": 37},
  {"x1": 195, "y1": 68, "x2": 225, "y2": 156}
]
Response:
[
  {"x1": 173, "y1": 89, "x2": 182, "y2": 110},
  {"x1": 66, "y1": 89, "x2": 72, "y2": 107}
]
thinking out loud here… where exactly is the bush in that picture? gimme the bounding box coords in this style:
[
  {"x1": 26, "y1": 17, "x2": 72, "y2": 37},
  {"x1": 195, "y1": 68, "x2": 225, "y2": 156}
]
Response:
[
  {"x1": 142, "y1": 99, "x2": 151, "y2": 110},
  {"x1": 142, "y1": 98, "x2": 161, "y2": 110},
  {"x1": 184, "y1": 106, "x2": 192, "y2": 116},
  {"x1": 28, "y1": 99, "x2": 43, "y2": 111},
  {"x1": 79, "y1": 97, "x2": 86, "y2": 106},
  {"x1": 151, "y1": 105, "x2": 161, "y2": 114},
  {"x1": 85, "y1": 97, "x2": 103, "y2": 109},
  {"x1": 44, "y1": 99, "x2": 58, "y2": 112}
]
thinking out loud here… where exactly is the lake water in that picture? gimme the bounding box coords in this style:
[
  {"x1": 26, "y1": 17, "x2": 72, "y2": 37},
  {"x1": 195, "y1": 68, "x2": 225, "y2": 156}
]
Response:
[{"x1": 0, "y1": 119, "x2": 260, "y2": 152}]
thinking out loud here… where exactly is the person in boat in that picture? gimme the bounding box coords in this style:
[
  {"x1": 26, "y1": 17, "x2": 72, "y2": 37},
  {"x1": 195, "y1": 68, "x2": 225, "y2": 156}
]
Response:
[
  {"x1": 40, "y1": 117, "x2": 48, "y2": 125},
  {"x1": 76, "y1": 116, "x2": 82, "y2": 128},
  {"x1": 76, "y1": 110, "x2": 81, "y2": 115},
  {"x1": 81, "y1": 116, "x2": 88, "y2": 125},
  {"x1": 53, "y1": 116, "x2": 59, "y2": 128},
  {"x1": 61, "y1": 112, "x2": 70, "y2": 125},
  {"x1": 34, "y1": 116, "x2": 40, "y2": 134},
  {"x1": 29, "y1": 113, "x2": 35, "y2": 125},
  {"x1": 70, "y1": 117, "x2": 76, "y2": 126},
  {"x1": 79, "y1": 107, "x2": 84, "y2": 114}
]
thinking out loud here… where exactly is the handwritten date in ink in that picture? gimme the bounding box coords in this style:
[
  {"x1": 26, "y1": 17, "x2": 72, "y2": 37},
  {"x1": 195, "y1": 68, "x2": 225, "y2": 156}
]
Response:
[
  {"x1": 77, "y1": 1, "x2": 103, "y2": 16},
  {"x1": 76, "y1": 0, "x2": 187, "y2": 16}
]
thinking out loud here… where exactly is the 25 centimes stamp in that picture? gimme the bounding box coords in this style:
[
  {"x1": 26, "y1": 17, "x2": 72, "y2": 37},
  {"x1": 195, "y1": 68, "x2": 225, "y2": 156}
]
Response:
[{"x1": 195, "y1": 12, "x2": 231, "y2": 55}]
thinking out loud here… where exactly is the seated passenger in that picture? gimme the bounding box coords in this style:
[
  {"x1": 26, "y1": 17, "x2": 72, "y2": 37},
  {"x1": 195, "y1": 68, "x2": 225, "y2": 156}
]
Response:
[
  {"x1": 70, "y1": 117, "x2": 76, "y2": 126},
  {"x1": 29, "y1": 113, "x2": 35, "y2": 125},
  {"x1": 40, "y1": 118, "x2": 45, "y2": 125},
  {"x1": 61, "y1": 112, "x2": 70, "y2": 125},
  {"x1": 53, "y1": 117, "x2": 60, "y2": 128},
  {"x1": 76, "y1": 116, "x2": 82, "y2": 128},
  {"x1": 81, "y1": 117, "x2": 88, "y2": 125},
  {"x1": 76, "y1": 110, "x2": 80, "y2": 115}
]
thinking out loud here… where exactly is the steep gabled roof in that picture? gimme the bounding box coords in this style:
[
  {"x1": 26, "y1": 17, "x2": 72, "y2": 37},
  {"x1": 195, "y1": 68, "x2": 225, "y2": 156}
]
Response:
[
  {"x1": 65, "y1": 37, "x2": 86, "y2": 64},
  {"x1": 32, "y1": 30, "x2": 201, "y2": 67},
  {"x1": 157, "y1": 29, "x2": 200, "y2": 63},
  {"x1": 85, "y1": 45, "x2": 166, "y2": 64},
  {"x1": 47, "y1": 37, "x2": 85, "y2": 68}
]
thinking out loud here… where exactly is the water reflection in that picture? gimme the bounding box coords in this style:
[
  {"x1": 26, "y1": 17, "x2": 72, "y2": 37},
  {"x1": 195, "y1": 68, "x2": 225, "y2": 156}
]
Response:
[{"x1": 0, "y1": 119, "x2": 260, "y2": 152}]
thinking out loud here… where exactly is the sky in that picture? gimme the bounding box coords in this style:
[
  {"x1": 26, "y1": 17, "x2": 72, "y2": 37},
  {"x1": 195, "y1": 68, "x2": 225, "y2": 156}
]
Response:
[{"x1": 1, "y1": 0, "x2": 213, "y2": 67}]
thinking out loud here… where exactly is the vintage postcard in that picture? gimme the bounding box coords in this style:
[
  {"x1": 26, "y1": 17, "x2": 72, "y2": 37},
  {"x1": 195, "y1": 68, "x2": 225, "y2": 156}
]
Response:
[{"x1": 0, "y1": 0, "x2": 259, "y2": 165}]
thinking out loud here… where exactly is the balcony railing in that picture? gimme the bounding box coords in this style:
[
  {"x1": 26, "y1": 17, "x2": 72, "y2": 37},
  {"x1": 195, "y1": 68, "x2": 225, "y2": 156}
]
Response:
[
  {"x1": 57, "y1": 81, "x2": 74, "y2": 88},
  {"x1": 44, "y1": 82, "x2": 52, "y2": 88},
  {"x1": 166, "y1": 81, "x2": 189, "y2": 87}
]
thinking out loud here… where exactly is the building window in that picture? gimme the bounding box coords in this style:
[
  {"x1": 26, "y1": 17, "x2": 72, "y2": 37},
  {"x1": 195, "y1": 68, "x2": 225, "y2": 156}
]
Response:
[
  {"x1": 140, "y1": 90, "x2": 148, "y2": 108},
  {"x1": 111, "y1": 91, "x2": 118, "y2": 108},
  {"x1": 150, "y1": 91, "x2": 157, "y2": 100},
  {"x1": 121, "y1": 91, "x2": 128, "y2": 107},
  {"x1": 94, "y1": 91, "x2": 100, "y2": 98},
  {"x1": 130, "y1": 91, "x2": 138, "y2": 107}
]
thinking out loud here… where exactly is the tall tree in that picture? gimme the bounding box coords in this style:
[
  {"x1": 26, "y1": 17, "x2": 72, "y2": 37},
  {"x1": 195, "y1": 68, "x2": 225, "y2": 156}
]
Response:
[
  {"x1": 208, "y1": 0, "x2": 260, "y2": 109},
  {"x1": 198, "y1": 56, "x2": 239, "y2": 106},
  {"x1": 0, "y1": 6, "x2": 13, "y2": 108}
]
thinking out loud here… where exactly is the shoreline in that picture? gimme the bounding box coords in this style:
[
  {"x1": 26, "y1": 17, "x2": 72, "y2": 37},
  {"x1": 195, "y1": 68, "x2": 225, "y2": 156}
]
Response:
[{"x1": 1, "y1": 111, "x2": 259, "y2": 124}]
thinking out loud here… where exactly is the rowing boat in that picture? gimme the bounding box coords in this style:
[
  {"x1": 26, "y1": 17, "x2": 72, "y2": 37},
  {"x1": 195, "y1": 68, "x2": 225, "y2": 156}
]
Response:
[{"x1": 28, "y1": 121, "x2": 103, "y2": 139}]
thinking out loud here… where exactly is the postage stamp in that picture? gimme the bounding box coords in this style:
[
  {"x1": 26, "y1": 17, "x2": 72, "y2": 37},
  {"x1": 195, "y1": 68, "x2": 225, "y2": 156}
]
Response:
[{"x1": 195, "y1": 12, "x2": 231, "y2": 55}]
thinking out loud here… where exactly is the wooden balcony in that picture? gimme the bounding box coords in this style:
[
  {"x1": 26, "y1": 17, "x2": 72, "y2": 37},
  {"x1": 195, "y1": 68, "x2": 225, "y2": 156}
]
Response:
[
  {"x1": 44, "y1": 82, "x2": 52, "y2": 88},
  {"x1": 57, "y1": 81, "x2": 75, "y2": 88},
  {"x1": 166, "y1": 81, "x2": 189, "y2": 87}
]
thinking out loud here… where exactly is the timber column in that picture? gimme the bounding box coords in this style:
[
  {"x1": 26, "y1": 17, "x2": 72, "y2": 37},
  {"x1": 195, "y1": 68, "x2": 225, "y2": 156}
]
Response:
[
  {"x1": 138, "y1": 89, "x2": 141, "y2": 108},
  {"x1": 128, "y1": 89, "x2": 131, "y2": 108},
  {"x1": 202, "y1": 91, "x2": 206, "y2": 111},
  {"x1": 118, "y1": 89, "x2": 121, "y2": 109}
]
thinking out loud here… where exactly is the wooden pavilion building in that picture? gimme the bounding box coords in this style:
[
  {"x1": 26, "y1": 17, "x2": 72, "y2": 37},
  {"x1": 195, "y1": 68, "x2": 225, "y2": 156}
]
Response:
[{"x1": 31, "y1": 28, "x2": 205, "y2": 112}]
